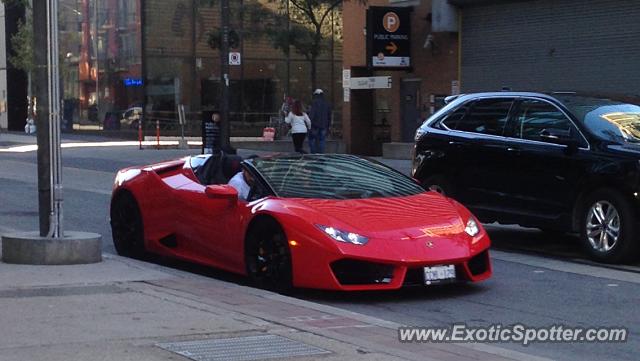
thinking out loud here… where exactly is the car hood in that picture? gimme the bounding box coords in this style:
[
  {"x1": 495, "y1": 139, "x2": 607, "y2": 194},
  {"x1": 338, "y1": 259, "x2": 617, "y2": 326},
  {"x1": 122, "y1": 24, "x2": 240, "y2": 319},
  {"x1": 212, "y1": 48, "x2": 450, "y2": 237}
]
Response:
[
  {"x1": 292, "y1": 192, "x2": 466, "y2": 239},
  {"x1": 607, "y1": 143, "x2": 640, "y2": 156}
]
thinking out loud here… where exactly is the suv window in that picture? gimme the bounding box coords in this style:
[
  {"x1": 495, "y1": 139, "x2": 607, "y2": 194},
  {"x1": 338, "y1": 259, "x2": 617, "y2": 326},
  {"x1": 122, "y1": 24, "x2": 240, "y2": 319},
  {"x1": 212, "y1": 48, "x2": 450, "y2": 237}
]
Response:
[
  {"x1": 443, "y1": 99, "x2": 512, "y2": 136},
  {"x1": 509, "y1": 99, "x2": 575, "y2": 142},
  {"x1": 440, "y1": 103, "x2": 470, "y2": 130}
]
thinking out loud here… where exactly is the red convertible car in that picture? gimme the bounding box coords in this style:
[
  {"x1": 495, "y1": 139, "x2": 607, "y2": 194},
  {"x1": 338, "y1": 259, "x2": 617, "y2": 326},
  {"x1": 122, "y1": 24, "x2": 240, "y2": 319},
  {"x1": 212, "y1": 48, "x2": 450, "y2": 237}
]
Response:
[{"x1": 110, "y1": 153, "x2": 492, "y2": 291}]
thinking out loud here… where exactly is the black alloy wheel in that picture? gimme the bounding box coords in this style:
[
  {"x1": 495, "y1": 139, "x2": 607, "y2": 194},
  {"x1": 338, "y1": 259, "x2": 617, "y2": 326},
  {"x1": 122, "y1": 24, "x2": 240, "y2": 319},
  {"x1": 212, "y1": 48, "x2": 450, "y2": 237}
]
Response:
[
  {"x1": 245, "y1": 220, "x2": 292, "y2": 292},
  {"x1": 580, "y1": 188, "x2": 639, "y2": 263},
  {"x1": 110, "y1": 192, "x2": 146, "y2": 258}
]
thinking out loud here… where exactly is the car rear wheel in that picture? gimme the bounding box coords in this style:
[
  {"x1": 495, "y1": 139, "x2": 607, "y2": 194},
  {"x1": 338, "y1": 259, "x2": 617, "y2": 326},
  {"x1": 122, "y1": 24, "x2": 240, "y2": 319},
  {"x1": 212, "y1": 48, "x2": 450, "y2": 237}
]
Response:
[
  {"x1": 580, "y1": 188, "x2": 639, "y2": 263},
  {"x1": 110, "y1": 192, "x2": 146, "y2": 258},
  {"x1": 245, "y1": 219, "x2": 292, "y2": 292},
  {"x1": 422, "y1": 175, "x2": 453, "y2": 197}
]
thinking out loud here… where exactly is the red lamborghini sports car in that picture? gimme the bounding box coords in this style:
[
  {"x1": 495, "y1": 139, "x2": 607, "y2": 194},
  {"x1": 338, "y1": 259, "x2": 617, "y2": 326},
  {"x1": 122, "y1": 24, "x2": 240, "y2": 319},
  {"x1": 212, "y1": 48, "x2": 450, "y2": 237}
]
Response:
[{"x1": 110, "y1": 153, "x2": 492, "y2": 291}]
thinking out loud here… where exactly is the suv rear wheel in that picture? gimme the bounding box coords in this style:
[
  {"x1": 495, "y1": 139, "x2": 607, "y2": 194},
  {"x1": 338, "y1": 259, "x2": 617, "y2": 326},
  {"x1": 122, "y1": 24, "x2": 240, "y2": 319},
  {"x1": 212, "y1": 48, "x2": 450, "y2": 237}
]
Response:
[
  {"x1": 579, "y1": 188, "x2": 639, "y2": 263},
  {"x1": 422, "y1": 175, "x2": 454, "y2": 197}
]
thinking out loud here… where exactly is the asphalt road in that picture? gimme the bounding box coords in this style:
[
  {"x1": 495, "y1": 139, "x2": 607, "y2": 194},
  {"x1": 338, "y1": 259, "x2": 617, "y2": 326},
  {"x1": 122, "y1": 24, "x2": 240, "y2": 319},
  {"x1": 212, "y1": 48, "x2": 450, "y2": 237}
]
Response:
[{"x1": 0, "y1": 141, "x2": 638, "y2": 361}]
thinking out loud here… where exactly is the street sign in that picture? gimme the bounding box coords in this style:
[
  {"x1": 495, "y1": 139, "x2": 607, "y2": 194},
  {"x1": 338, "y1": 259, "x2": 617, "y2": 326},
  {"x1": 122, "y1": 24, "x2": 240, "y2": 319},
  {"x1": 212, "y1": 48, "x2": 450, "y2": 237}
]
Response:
[
  {"x1": 229, "y1": 52, "x2": 241, "y2": 65},
  {"x1": 342, "y1": 69, "x2": 351, "y2": 88},
  {"x1": 349, "y1": 76, "x2": 392, "y2": 89},
  {"x1": 367, "y1": 7, "x2": 411, "y2": 69},
  {"x1": 451, "y1": 80, "x2": 460, "y2": 95}
]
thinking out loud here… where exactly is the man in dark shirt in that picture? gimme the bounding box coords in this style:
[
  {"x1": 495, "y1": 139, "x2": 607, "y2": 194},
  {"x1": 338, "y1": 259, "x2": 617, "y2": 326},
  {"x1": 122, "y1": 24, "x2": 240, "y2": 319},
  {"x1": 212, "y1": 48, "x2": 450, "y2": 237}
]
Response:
[
  {"x1": 308, "y1": 89, "x2": 332, "y2": 154},
  {"x1": 203, "y1": 111, "x2": 222, "y2": 154}
]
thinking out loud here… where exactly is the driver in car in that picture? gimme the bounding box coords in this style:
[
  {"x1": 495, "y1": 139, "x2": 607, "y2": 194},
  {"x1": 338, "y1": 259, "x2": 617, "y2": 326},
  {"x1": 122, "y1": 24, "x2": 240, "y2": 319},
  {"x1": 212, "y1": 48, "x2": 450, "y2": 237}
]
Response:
[{"x1": 228, "y1": 168, "x2": 255, "y2": 201}]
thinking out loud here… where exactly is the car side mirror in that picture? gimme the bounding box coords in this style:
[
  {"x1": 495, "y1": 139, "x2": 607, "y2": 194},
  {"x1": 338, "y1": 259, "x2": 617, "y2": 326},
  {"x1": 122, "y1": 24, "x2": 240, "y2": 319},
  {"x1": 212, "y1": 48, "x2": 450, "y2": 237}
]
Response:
[{"x1": 205, "y1": 185, "x2": 238, "y2": 202}]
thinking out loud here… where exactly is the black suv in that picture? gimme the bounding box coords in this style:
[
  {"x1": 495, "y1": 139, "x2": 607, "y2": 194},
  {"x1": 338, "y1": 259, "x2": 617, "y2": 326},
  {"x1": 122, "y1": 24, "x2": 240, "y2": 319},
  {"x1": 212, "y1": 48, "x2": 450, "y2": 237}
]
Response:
[{"x1": 412, "y1": 92, "x2": 640, "y2": 263}]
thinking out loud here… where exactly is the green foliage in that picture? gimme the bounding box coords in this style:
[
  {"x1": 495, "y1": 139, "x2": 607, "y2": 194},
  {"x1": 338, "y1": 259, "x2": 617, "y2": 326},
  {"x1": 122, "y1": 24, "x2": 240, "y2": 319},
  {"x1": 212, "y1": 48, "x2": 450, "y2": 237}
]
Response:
[
  {"x1": 266, "y1": 22, "x2": 317, "y2": 59},
  {"x1": 199, "y1": 0, "x2": 366, "y2": 88},
  {"x1": 0, "y1": 0, "x2": 30, "y2": 8},
  {"x1": 9, "y1": 18, "x2": 34, "y2": 73}
]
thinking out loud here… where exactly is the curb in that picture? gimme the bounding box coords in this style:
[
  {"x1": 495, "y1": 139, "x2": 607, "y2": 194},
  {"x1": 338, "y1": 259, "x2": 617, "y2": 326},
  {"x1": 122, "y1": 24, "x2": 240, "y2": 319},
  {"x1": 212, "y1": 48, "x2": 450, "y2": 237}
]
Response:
[{"x1": 2, "y1": 231, "x2": 102, "y2": 265}]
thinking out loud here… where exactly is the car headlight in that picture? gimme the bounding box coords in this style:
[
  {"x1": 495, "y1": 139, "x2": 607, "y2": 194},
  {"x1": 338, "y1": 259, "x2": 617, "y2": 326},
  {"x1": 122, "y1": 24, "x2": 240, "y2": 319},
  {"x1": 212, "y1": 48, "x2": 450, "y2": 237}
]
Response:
[
  {"x1": 465, "y1": 218, "x2": 480, "y2": 237},
  {"x1": 316, "y1": 224, "x2": 368, "y2": 246}
]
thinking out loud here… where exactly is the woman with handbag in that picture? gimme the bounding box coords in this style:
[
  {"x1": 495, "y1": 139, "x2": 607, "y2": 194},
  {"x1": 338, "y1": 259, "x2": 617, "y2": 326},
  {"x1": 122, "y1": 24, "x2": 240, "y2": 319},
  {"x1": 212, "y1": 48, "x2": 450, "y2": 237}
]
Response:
[{"x1": 284, "y1": 99, "x2": 311, "y2": 153}]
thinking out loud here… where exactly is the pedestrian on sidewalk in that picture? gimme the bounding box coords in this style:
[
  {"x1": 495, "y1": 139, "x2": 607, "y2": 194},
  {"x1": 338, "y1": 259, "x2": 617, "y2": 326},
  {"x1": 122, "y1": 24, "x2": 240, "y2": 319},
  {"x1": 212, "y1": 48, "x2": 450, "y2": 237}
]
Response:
[
  {"x1": 308, "y1": 88, "x2": 332, "y2": 153},
  {"x1": 203, "y1": 111, "x2": 221, "y2": 154},
  {"x1": 284, "y1": 100, "x2": 311, "y2": 153}
]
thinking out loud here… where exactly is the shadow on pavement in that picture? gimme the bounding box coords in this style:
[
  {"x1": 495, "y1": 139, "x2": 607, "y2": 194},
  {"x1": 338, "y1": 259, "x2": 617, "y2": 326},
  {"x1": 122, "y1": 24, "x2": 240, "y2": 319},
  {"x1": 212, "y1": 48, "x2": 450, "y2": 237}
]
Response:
[
  {"x1": 486, "y1": 225, "x2": 583, "y2": 257},
  {"x1": 295, "y1": 282, "x2": 489, "y2": 304},
  {"x1": 485, "y1": 224, "x2": 640, "y2": 268}
]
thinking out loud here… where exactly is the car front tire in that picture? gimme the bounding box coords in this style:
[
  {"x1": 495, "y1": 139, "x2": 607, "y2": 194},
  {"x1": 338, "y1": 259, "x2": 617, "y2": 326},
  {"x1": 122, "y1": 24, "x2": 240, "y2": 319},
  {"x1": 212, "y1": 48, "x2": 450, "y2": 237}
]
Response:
[
  {"x1": 245, "y1": 219, "x2": 293, "y2": 292},
  {"x1": 580, "y1": 188, "x2": 639, "y2": 263}
]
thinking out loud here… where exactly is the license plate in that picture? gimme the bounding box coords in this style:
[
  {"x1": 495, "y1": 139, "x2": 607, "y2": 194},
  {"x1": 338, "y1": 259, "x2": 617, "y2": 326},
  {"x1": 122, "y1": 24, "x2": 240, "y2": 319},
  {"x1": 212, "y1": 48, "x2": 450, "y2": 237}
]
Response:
[{"x1": 423, "y1": 265, "x2": 456, "y2": 285}]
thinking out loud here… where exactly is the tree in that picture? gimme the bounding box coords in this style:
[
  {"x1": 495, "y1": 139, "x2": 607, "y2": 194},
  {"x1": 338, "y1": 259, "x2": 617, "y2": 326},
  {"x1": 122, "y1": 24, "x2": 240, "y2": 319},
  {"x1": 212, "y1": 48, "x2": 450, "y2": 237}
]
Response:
[
  {"x1": 2, "y1": 0, "x2": 32, "y2": 74},
  {"x1": 0, "y1": 0, "x2": 27, "y2": 7},
  {"x1": 203, "y1": 0, "x2": 365, "y2": 92},
  {"x1": 269, "y1": 0, "x2": 366, "y2": 91},
  {"x1": 8, "y1": 18, "x2": 33, "y2": 73},
  {"x1": 3, "y1": 0, "x2": 34, "y2": 120}
]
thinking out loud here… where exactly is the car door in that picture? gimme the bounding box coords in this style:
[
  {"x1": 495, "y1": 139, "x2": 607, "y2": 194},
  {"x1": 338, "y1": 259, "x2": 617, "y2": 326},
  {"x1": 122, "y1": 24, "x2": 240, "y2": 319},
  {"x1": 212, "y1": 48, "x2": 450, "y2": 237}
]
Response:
[
  {"x1": 441, "y1": 97, "x2": 516, "y2": 213},
  {"x1": 415, "y1": 101, "x2": 473, "y2": 195},
  {"x1": 173, "y1": 180, "x2": 242, "y2": 267},
  {"x1": 501, "y1": 98, "x2": 589, "y2": 224}
]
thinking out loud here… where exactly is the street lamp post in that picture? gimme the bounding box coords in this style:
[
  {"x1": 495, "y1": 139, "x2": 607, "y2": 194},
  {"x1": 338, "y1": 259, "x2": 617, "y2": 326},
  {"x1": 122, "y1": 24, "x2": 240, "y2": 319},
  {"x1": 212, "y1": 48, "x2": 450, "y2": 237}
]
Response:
[
  {"x1": 33, "y1": 0, "x2": 50, "y2": 236},
  {"x1": 220, "y1": 0, "x2": 231, "y2": 150}
]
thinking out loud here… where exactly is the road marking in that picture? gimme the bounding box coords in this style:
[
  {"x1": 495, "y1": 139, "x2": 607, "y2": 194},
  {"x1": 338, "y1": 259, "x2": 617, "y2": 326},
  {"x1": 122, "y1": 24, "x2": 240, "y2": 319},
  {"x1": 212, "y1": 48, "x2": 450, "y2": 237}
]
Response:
[
  {"x1": 492, "y1": 250, "x2": 640, "y2": 284},
  {"x1": 533, "y1": 270, "x2": 545, "y2": 273},
  {"x1": 606, "y1": 283, "x2": 619, "y2": 287},
  {"x1": 0, "y1": 140, "x2": 204, "y2": 153},
  {"x1": 316, "y1": 324, "x2": 377, "y2": 330}
]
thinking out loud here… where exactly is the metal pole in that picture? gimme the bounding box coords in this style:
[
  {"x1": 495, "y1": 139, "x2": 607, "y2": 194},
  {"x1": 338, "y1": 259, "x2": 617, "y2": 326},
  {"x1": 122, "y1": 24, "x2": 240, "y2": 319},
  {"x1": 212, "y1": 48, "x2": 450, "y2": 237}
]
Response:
[
  {"x1": 285, "y1": 0, "x2": 290, "y2": 97},
  {"x1": 94, "y1": 0, "x2": 99, "y2": 120},
  {"x1": 179, "y1": 104, "x2": 187, "y2": 149},
  {"x1": 239, "y1": 0, "x2": 244, "y2": 122},
  {"x1": 46, "y1": 0, "x2": 63, "y2": 238},
  {"x1": 220, "y1": 0, "x2": 230, "y2": 150},
  {"x1": 34, "y1": 0, "x2": 50, "y2": 236}
]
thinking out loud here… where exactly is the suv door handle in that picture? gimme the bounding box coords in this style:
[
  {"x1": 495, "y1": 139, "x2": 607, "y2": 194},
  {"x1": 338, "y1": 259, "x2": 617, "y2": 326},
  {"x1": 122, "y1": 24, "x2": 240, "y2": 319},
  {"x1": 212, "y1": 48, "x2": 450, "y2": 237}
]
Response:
[
  {"x1": 448, "y1": 141, "x2": 465, "y2": 146},
  {"x1": 506, "y1": 146, "x2": 520, "y2": 153}
]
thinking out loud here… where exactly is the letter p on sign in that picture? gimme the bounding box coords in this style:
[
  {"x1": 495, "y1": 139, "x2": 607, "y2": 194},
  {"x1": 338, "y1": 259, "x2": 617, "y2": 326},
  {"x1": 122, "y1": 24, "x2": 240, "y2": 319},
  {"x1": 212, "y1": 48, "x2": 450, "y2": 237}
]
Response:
[{"x1": 383, "y1": 12, "x2": 400, "y2": 33}]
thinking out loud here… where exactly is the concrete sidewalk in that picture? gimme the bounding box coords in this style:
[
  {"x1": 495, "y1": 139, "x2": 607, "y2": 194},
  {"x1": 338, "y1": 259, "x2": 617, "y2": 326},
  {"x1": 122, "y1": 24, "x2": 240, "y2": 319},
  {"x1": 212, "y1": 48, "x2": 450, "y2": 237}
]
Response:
[{"x1": 0, "y1": 248, "x2": 551, "y2": 361}]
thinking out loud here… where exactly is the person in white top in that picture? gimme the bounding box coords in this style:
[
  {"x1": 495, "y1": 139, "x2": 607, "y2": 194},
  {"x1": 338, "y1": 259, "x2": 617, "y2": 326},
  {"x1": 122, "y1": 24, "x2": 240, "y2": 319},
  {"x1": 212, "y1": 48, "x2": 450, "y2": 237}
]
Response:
[
  {"x1": 284, "y1": 99, "x2": 311, "y2": 153},
  {"x1": 228, "y1": 168, "x2": 254, "y2": 201}
]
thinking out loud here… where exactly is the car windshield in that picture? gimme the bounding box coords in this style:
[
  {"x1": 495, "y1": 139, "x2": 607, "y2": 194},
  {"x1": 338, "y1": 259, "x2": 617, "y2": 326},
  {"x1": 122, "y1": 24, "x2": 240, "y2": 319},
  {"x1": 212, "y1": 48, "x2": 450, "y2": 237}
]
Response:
[
  {"x1": 250, "y1": 154, "x2": 425, "y2": 199},
  {"x1": 556, "y1": 95, "x2": 640, "y2": 143}
]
